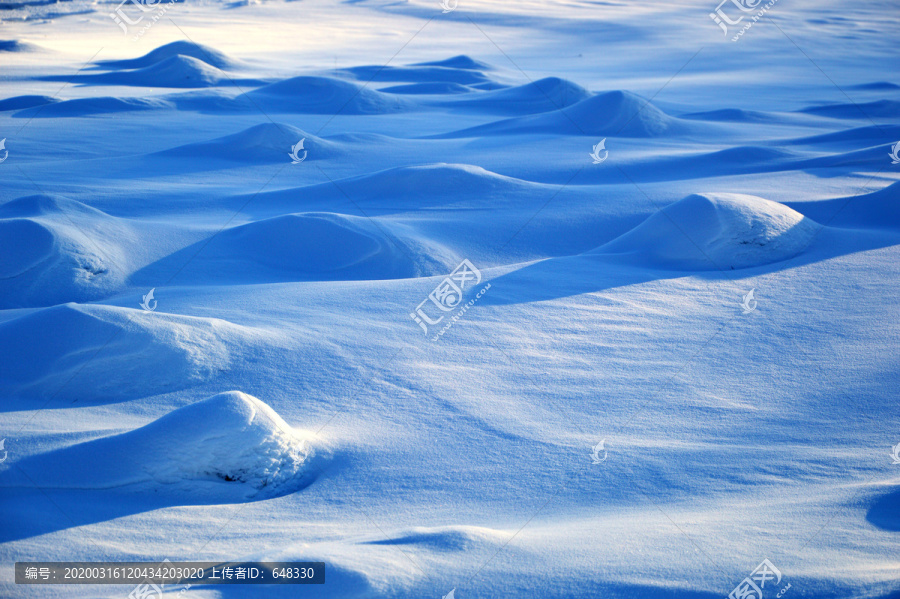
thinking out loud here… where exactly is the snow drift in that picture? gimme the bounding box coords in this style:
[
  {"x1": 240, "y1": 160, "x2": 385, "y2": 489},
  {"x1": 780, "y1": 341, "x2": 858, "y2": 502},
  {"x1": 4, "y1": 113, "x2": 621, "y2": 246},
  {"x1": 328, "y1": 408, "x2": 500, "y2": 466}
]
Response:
[
  {"x1": 13, "y1": 391, "x2": 312, "y2": 499},
  {"x1": 593, "y1": 193, "x2": 821, "y2": 270},
  {"x1": 165, "y1": 212, "x2": 456, "y2": 283},
  {"x1": 94, "y1": 40, "x2": 238, "y2": 70},
  {"x1": 0, "y1": 303, "x2": 255, "y2": 401},
  {"x1": 0, "y1": 94, "x2": 57, "y2": 111},
  {"x1": 157, "y1": 122, "x2": 343, "y2": 162},
  {"x1": 86, "y1": 55, "x2": 238, "y2": 88},
  {"x1": 340, "y1": 64, "x2": 490, "y2": 85},
  {"x1": 246, "y1": 76, "x2": 411, "y2": 114},
  {"x1": 440, "y1": 89, "x2": 687, "y2": 137},
  {"x1": 14, "y1": 96, "x2": 173, "y2": 118},
  {"x1": 437, "y1": 77, "x2": 592, "y2": 115},
  {"x1": 0, "y1": 195, "x2": 132, "y2": 309}
]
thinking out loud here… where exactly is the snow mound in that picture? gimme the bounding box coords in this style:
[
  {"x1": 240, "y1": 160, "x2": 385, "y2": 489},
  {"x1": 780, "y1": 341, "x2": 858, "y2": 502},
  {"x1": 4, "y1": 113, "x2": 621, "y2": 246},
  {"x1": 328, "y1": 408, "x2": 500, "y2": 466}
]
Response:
[
  {"x1": 17, "y1": 391, "x2": 311, "y2": 499},
  {"x1": 278, "y1": 163, "x2": 538, "y2": 208},
  {"x1": 441, "y1": 90, "x2": 684, "y2": 137},
  {"x1": 553, "y1": 90, "x2": 682, "y2": 136},
  {"x1": 98, "y1": 55, "x2": 231, "y2": 88},
  {"x1": 440, "y1": 76, "x2": 592, "y2": 115},
  {"x1": 0, "y1": 195, "x2": 131, "y2": 309},
  {"x1": 382, "y1": 82, "x2": 474, "y2": 95},
  {"x1": 0, "y1": 95, "x2": 57, "y2": 111},
  {"x1": 413, "y1": 55, "x2": 492, "y2": 70},
  {"x1": 129, "y1": 391, "x2": 310, "y2": 493},
  {"x1": 0, "y1": 39, "x2": 40, "y2": 52},
  {"x1": 157, "y1": 123, "x2": 343, "y2": 162},
  {"x1": 14, "y1": 96, "x2": 172, "y2": 118},
  {"x1": 177, "y1": 212, "x2": 456, "y2": 282},
  {"x1": 0, "y1": 303, "x2": 246, "y2": 401},
  {"x1": 809, "y1": 181, "x2": 900, "y2": 230},
  {"x1": 341, "y1": 163, "x2": 529, "y2": 196},
  {"x1": 246, "y1": 76, "x2": 411, "y2": 114},
  {"x1": 340, "y1": 64, "x2": 490, "y2": 85},
  {"x1": 593, "y1": 193, "x2": 821, "y2": 270},
  {"x1": 94, "y1": 40, "x2": 237, "y2": 70}
]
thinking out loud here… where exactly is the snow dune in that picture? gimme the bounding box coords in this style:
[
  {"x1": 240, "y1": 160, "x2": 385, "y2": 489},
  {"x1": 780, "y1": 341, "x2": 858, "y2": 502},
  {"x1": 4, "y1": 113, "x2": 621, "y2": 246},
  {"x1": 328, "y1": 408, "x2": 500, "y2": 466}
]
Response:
[
  {"x1": 156, "y1": 122, "x2": 344, "y2": 163},
  {"x1": 245, "y1": 75, "x2": 413, "y2": 114},
  {"x1": 434, "y1": 76, "x2": 592, "y2": 115},
  {"x1": 78, "y1": 55, "x2": 255, "y2": 88},
  {"x1": 140, "y1": 212, "x2": 458, "y2": 284},
  {"x1": 13, "y1": 95, "x2": 173, "y2": 118},
  {"x1": 593, "y1": 192, "x2": 821, "y2": 270},
  {"x1": 0, "y1": 303, "x2": 260, "y2": 402},
  {"x1": 439, "y1": 89, "x2": 690, "y2": 137},
  {"x1": 0, "y1": 195, "x2": 132, "y2": 309},
  {"x1": 339, "y1": 64, "x2": 492, "y2": 86},
  {"x1": 93, "y1": 40, "x2": 239, "y2": 70},
  {"x1": 7, "y1": 391, "x2": 312, "y2": 499}
]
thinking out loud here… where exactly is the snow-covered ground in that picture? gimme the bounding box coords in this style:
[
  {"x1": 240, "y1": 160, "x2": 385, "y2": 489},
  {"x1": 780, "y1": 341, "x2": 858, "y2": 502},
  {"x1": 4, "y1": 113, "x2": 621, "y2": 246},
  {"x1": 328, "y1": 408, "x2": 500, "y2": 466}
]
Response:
[{"x1": 1, "y1": 0, "x2": 898, "y2": 597}]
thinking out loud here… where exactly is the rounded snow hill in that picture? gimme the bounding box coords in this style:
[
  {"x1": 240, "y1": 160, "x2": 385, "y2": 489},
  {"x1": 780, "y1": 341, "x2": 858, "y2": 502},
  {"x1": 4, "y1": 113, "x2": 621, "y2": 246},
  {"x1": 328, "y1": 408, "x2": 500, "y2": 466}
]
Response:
[
  {"x1": 94, "y1": 40, "x2": 238, "y2": 70},
  {"x1": 382, "y1": 82, "x2": 474, "y2": 95},
  {"x1": 158, "y1": 123, "x2": 343, "y2": 163},
  {"x1": 247, "y1": 76, "x2": 412, "y2": 114},
  {"x1": 412, "y1": 55, "x2": 493, "y2": 70},
  {"x1": 0, "y1": 39, "x2": 41, "y2": 52},
  {"x1": 0, "y1": 95, "x2": 57, "y2": 112},
  {"x1": 94, "y1": 55, "x2": 235, "y2": 88},
  {"x1": 438, "y1": 77, "x2": 592, "y2": 115},
  {"x1": 14, "y1": 96, "x2": 172, "y2": 118},
  {"x1": 176, "y1": 212, "x2": 457, "y2": 283},
  {"x1": 17, "y1": 391, "x2": 312, "y2": 499},
  {"x1": 0, "y1": 195, "x2": 131, "y2": 309},
  {"x1": 340, "y1": 64, "x2": 490, "y2": 86},
  {"x1": 593, "y1": 193, "x2": 821, "y2": 270},
  {"x1": 439, "y1": 89, "x2": 686, "y2": 137},
  {"x1": 0, "y1": 303, "x2": 257, "y2": 401}
]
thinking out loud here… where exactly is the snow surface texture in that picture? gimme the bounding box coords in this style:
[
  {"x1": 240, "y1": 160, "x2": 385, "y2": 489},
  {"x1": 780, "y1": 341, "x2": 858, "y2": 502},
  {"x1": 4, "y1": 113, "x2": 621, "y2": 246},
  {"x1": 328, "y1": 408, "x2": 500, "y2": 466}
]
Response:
[{"x1": 0, "y1": 1, "x2": 899, "y2": 598}]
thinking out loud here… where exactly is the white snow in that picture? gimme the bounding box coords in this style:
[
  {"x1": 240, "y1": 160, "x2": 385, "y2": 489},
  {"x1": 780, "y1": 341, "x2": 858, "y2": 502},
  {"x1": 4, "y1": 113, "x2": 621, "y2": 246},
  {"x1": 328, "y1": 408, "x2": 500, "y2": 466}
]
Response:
[{"x1": 0, "y1": 0, "x2": 898, "y2": 598}]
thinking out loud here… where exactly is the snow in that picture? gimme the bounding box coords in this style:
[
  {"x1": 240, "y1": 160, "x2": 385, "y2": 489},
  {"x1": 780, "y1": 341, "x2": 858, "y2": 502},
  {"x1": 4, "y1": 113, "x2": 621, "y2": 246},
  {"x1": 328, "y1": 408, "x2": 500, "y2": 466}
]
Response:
[
  {"x1": 0, "y1": 0, "x2": 898, "y2": 598},
  {"x1": 594, "y1": 192, "x2": 821, "y2": 270}
]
